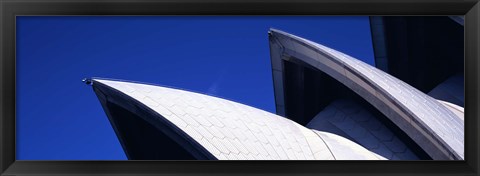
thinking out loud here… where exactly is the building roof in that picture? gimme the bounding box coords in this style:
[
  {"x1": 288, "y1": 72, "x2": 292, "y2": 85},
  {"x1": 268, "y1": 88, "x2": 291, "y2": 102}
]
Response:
[
  {"x1": 268, "y1": 28, "x2": 463, "y2": 160},
  {"x1": 91, "y1": 78, "x2": 384, "y2": 160},
  {"x1": 88, "y1": 28, "x2": 463, "y2": 160}
]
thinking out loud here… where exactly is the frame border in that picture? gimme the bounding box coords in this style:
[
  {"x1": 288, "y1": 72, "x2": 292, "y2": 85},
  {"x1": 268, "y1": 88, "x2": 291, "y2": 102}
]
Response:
[{"x1": 1, "y1": 0, "x2": 479, "y2": 175}]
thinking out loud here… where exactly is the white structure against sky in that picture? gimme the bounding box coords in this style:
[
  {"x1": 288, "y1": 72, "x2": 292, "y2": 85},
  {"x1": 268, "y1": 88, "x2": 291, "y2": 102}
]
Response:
[
  {"x1": 90, "y1": 29, "x2": 464, "y2": 160},
  {"x1": 93, "y1": 78, "x2": 385, "y2": 160},
  {"x1": 268, "y1": 29, "x2": 464, "y2": 160}
]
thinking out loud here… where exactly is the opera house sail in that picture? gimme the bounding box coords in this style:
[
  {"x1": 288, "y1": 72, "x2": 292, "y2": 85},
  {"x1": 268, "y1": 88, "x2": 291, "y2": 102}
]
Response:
[{"x1": 86, "y1": 29, "x2": 463, "y2": 160}]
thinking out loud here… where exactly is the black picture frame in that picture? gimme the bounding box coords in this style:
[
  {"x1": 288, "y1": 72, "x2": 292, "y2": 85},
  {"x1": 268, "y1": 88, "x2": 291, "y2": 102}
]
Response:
[{"x1": 1, "y1": 0, "x2": 479, "y2": 175}]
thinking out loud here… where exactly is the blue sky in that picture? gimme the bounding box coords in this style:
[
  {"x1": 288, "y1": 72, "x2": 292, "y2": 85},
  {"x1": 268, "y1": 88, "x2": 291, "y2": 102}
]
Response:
[{"x1": 16, "y1": 16, "x2": 375, "y2": 160}]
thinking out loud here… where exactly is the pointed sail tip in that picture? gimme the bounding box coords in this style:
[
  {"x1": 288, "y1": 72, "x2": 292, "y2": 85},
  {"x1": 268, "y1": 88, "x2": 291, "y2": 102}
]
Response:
[
  {"x1": 269, "y1": 27, "x2": 278, "y2": 31},
  {"x1": 82, "y1": 78, "x2": 93, "y2": 86},
  {"x1": 268, "y1": 28, "x2": 282, "y2": 37},
  {"x1": 268, "y1": 28, "x2": 284, "y2": 33}
]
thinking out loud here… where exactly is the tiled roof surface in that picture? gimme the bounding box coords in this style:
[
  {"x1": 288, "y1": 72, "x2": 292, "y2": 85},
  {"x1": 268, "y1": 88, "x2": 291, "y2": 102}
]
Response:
[
  {"x1": 94, "y1": 79, "x2": 383, "y2": 160},
  {"x1": 269, "y1": 29, "x2": 464, "y2": 160}
]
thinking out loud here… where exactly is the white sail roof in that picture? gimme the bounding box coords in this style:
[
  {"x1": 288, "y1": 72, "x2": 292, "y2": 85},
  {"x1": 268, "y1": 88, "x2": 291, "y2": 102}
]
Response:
[
  {"x1": 268, "y1": 28, "x2": 464, "y2": 160},
  {"x1": 93, "y1": 78, "x2": 384, "y2": 160}
]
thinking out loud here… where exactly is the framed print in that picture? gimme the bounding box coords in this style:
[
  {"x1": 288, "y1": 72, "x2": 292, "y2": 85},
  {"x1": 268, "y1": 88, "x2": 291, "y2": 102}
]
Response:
[{"x1": 1, "y1": 0, "x2": 479, "y2": 175}]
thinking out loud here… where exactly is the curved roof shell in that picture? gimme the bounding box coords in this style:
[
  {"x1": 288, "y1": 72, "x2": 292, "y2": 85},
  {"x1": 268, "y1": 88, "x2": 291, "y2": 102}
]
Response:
[
  {"x1": 91, "y1": 78, "x2": 384, "y2": 160},
  {"x1": 268, "y1": 29, "x2": 463, "y2": 160}
]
